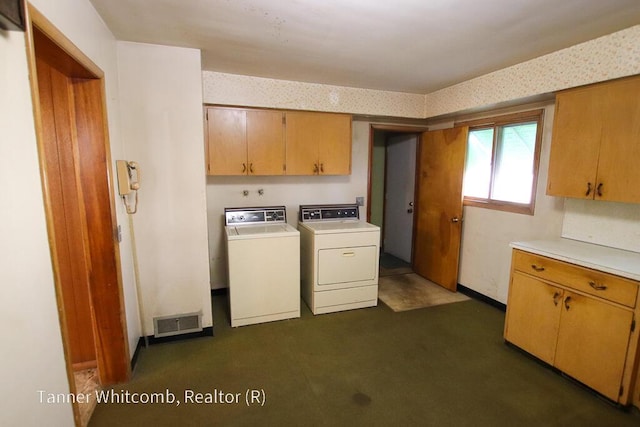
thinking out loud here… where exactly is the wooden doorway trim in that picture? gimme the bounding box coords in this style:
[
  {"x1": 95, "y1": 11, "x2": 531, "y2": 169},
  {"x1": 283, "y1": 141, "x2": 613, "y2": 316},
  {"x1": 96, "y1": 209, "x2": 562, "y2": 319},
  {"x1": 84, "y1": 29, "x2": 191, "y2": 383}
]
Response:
[
  {"x1": 367, "y1": 124, "x2": 427, "y2": 269},
  {"x1": 24, "y1": 5, "x2": 131, "y2": 425}
]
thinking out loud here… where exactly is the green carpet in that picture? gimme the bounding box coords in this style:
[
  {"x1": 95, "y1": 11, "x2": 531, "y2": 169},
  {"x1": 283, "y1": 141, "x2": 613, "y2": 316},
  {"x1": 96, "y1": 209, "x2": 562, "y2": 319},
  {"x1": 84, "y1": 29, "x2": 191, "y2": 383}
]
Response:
[{"x1": 89, "y1": 294, "x2": 640, "y2": 426}]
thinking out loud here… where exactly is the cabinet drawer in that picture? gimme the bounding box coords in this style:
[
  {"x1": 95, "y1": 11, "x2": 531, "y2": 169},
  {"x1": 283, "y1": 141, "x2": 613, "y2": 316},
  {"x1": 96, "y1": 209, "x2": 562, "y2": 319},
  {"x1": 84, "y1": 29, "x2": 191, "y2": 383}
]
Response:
[{"x1": 513, "y1": 250, "x2": 638, "y2": 308}]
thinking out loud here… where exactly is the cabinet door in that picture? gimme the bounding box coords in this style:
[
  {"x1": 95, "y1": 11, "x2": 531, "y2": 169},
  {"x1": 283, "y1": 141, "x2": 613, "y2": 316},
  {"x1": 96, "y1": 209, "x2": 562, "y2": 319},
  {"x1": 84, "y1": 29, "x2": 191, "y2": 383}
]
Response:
[
  {"x1": 317, "y1": 113, "x2": 352, "y2": 175},
  {"x1": 206, "y1": 107, "x2": 247, "y2": 175},
  {"x1": 285, "y1": 112, "x2": 319, "y2": 175},
  {"x1": 547, "y1": 86, "x2": 604, "y2": 198},
  {"x1": 554, "y1": 292, "x2": 633, "y2": 401},
  {"x1": 596, "y1": 76, "x2": 640, "y2": 203},
  {"x1": 504, "y1": 272, "x2": 563, "y2": 365},
  {"x1": 247, "y1": 110, "x2": 285, "y2": 175}
]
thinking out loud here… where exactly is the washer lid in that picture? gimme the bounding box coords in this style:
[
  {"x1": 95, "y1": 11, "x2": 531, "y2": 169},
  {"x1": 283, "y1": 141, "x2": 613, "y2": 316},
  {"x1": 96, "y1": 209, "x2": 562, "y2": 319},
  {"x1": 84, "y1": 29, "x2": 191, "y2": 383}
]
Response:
[{"x1": 226, "y1": 223, "x2": 299, "y2": 239}]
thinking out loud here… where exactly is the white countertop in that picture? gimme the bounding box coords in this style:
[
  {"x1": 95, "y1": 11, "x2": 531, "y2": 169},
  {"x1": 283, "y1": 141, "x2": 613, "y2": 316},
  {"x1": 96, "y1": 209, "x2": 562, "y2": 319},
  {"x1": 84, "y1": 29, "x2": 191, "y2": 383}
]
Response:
[{"x1": 510, "y1": 238, "x2": 640, "y2": 282}]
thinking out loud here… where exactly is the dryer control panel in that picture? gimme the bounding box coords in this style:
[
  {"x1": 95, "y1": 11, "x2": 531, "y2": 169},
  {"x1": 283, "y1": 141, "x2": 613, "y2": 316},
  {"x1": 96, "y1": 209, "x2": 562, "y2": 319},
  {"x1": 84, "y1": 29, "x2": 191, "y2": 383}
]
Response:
[{"x1": 299, "y1": 204, "x2": 359, "y2": 222}]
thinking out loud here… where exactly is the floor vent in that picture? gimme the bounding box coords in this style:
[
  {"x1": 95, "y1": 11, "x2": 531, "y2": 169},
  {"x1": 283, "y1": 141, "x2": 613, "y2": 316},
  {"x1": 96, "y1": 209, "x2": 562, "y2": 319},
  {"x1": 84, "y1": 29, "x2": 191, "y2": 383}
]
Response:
[{"x1": 153, "y1": 313, "x2": 202, "y2": 338}]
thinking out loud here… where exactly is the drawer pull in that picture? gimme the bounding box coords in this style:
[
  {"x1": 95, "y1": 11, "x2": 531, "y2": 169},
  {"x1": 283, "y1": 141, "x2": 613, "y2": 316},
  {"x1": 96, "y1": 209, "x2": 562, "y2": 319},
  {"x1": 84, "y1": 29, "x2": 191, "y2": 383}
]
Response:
[
  {"x1": 585, "y1": 182, "x2": 592, "y2": 196},
  {"x1": 531, "y1": 264, "x2": 545, "y2": 272},
  {"x1": 342, "y1": 252, "x2": 355, "y2": 257},
  {"x1": 564, "y1": 296, "x2": 572, "y2": 311},
  {"x1": 589, "y1": 281, "x2": 607, "y2": 291}
]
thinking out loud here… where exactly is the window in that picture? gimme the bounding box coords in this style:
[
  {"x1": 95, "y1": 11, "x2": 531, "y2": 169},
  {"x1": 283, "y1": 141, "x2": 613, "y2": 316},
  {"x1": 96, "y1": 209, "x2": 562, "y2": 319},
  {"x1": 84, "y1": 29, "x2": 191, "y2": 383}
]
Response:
[{"x1": 461, "y1": 110, "x2": 543, "y2": 215}]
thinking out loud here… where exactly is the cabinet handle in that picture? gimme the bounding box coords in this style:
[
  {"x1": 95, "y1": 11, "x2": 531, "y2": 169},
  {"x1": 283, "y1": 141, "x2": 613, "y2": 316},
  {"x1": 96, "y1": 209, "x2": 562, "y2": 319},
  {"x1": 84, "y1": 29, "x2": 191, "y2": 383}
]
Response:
[
  {"x1": 531, "y1": 264, "x2": 545, "y2": 272},
  {"x1": 249, "y1": 163, "x2": 254, "y2": 174},
  {"x1": 564, "y1": 296, "x2": 572, "y2": 311},
  {"x1": 596, "y1": 183, "x2": 603, "y2": 197},
  {"x1": 589, "y1": 280, "x2": 607, "y2": 291},
  {"x1": 313, "y1": 163, "x2": 319, "y2": 174},
  {"x1": 552, "y1": 291, "x2": 562, "y2": 306},
  {"x1": 320, "y1": 163, "x2": 324, "y2": 173},
  {"x1": 342, "y1": 251, "x2": 355, "y2": 257},
  {"x1": 242, "y1": 163, "x2": 247, "y2": 173},
  {"x1": 585, "y1": 182, "x2": 592, "y2": 196}
]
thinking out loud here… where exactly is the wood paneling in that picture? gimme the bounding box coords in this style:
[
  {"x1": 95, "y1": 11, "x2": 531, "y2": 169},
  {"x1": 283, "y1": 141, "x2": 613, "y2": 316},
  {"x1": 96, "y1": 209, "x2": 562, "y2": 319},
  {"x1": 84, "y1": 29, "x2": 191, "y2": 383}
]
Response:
[
  {"x1": 73, "y1": 78, "x2": 130, "y2": 384},
  {"x1": 36, "y1": 56, "x2": 96, "y2": 366}
]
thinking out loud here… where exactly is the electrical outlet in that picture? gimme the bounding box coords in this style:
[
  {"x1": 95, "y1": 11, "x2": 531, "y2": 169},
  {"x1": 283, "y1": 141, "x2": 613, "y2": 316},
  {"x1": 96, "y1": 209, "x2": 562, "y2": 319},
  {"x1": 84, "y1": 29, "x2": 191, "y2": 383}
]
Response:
[{"x1": 356, "y1": 196, "x2": 364, "y2": 206}]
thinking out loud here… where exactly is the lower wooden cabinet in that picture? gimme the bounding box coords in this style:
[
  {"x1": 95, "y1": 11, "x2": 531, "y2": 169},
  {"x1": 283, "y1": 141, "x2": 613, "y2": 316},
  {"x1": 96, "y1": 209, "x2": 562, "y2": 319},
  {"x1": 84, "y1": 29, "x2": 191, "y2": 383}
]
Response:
[{"x1": 504, "y1": 249, "x2": 640, "y2": 404}]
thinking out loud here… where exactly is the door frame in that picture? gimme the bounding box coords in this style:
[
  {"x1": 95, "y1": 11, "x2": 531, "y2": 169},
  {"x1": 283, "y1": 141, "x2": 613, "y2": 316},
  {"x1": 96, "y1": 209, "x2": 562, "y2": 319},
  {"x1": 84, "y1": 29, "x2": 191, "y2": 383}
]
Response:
[
  {"x1": 25, "y1": 5, "x2": 130, "y2": 425},
  {"x1": 367, "y1": 124, "x2": 427, "y2": 265}
]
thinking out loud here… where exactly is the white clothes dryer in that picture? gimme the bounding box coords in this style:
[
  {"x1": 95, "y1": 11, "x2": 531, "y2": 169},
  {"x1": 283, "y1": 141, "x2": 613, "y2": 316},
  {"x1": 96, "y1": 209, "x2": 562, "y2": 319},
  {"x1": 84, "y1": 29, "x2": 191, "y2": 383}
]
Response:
[{"x1": 298, "y1": 204, "x2": 380, "y2": 315}]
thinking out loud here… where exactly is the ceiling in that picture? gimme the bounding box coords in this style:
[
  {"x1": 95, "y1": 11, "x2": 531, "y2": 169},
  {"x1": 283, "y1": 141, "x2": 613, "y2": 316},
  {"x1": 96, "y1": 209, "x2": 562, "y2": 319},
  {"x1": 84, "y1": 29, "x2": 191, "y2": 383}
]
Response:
[{"x1": 89, "y1": 0, "x2": 640, "y2": 94}]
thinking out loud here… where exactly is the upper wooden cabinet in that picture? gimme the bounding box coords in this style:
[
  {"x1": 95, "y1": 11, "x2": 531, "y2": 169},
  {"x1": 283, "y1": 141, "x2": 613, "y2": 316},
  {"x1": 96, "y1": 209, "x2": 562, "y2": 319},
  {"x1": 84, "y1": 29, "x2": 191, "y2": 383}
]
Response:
[
  {"x1": 205, "y1": 107, "x2": 285, "y2": 176},
  {"x1": 284, "y1": 112, "x2": 352, "y2": 175},
  {"x1": 547, "y1": 75, "x2": 640, "y2": 203},
  {"x1": 205, "y1": 107, "x2": 352, "y2": 176}
]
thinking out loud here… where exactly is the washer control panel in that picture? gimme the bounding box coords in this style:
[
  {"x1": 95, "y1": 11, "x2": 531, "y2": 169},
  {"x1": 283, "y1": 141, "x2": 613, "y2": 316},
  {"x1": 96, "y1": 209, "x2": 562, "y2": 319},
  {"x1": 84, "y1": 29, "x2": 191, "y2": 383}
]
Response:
[
  {"x1": 225, "y1": 206, "x2": 286, "y2": 225},
  {"x1": 299, "y1": 204, "x2": 359, "y2": 222}
]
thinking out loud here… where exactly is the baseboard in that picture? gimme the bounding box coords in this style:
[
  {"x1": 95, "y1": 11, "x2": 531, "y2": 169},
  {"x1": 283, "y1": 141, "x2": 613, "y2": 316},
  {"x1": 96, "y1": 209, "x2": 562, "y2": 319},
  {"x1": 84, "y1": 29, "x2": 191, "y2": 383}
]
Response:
[
  {"x1": 131, "y1": 337, "x2": 145, "y2": 371},
  {"x1": 130, "y1": 326, "x2": 214, "y2": 370},
  {"x1": 458, "y1": 284, "x2": 506, "y2": 311},
  {"x1": 145, "y1": 326, "x2": 214, "y2": 345}
]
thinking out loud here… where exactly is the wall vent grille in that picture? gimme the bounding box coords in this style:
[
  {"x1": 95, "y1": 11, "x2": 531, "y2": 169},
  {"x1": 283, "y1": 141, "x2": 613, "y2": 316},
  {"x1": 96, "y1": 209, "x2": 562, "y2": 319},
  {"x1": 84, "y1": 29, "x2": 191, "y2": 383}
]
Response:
[{"x1": 153, "y1": 312, "x2": 202, "y2": 338}]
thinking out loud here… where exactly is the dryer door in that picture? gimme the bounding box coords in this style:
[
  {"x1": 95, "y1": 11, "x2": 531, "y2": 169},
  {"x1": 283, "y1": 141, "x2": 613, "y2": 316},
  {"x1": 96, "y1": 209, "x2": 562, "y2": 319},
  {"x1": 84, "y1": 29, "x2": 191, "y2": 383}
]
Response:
[{"x1": 318, "y1": 245, "x2": 378, "y2": 286}]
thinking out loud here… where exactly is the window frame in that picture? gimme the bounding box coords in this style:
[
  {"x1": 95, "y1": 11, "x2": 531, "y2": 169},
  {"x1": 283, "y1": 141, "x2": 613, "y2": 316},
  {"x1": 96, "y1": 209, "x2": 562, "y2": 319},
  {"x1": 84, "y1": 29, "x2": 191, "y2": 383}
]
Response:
[{"x1": 459, "y1": 109, "x2": 544, "y2": 215}]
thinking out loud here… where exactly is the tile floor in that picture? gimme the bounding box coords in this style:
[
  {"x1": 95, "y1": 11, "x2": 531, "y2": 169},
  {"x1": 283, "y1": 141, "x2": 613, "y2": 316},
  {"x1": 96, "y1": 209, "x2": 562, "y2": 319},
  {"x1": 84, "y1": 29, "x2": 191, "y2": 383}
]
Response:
[{"x1": 74, "y1": 368, "x2": 100, "y2": 426}]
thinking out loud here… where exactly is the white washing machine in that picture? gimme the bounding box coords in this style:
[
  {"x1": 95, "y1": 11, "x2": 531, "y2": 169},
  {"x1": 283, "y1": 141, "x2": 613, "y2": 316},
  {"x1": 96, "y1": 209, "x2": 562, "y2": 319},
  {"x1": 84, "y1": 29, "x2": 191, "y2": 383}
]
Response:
[
  {"x1": 298, "y1": 204, "x2": 380, "y2": 315},
  {"x1": 225, "y1": 206, "x2": 300, "y2": 327}
]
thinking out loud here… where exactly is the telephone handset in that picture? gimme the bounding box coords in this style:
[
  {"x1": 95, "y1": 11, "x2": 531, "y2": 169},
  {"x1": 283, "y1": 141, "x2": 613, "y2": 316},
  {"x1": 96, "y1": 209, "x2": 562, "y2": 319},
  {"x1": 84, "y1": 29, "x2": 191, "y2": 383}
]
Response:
[{"x1": 116, "y1": 160, "x2": 141, "y2": 214}]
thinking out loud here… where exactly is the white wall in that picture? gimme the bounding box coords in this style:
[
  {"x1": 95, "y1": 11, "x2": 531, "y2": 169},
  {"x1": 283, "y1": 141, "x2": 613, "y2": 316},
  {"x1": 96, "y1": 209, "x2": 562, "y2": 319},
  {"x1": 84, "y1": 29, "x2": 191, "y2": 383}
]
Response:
[
  {"x1": 117, "y1": 42, "x2": 213, "y2": 332},
  {"x1": 562, "y1": 200, "x2": 640, "y2": 253},
  {"x1": 207, "y1": 120, "x2": 371, "y2": 288},
  {"x1": 0, "y1": 28, "x2": 75, "y2": 427}
]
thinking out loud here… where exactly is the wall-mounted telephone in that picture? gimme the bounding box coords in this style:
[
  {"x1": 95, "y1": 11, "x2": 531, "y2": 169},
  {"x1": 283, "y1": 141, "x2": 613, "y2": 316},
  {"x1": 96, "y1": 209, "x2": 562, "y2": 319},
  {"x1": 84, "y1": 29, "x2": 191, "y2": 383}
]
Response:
[{"x1": 116, "y1": 160, "x2": 141, "y2": 214}]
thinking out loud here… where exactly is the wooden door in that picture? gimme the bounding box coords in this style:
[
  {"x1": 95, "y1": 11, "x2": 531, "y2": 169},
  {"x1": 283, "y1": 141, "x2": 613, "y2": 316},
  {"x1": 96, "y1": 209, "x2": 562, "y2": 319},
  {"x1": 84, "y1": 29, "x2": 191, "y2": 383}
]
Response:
[
  {"x1": 413, "y1": 127, "x2": 467, "y2": 291},
  {"x1": 247, "y1": 110, "x2": 285, "y2": 175},
  {"x1": 504, "y1": 272, "x2": 562, "y2": 365},
  {"x1": 206, "y1": 107, "x2": 247, "y2": 175},
  {"x1": 597, "y1": 76, "x2": 640, "y2": 203},
  {"x1": 317, "y1": 113, "x2": 351, "y2": 175},
  {"x1": 285, "y1": 112, "x2": 319, "y2": 175},
  {"x1": 546, "y1": 86, "x2": 604, "y2": 198},
  {"x1": 554, "y1": 292, "x2": 633, "y2": 401}
]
